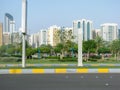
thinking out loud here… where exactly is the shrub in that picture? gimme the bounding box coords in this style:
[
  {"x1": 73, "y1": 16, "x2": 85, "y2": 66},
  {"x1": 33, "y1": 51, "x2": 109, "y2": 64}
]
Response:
[
  {"x1": 11, "y1": 55, "x2": 22, "y2": 58},
  {"x1": 60, "y1": 57, "x2": 77, "y2": 62},
  {"x1": 90, "y1": 55, "x2": 101, "y2": 59},
  {"x1": 45, "y1": 56, "x2": 59, "y2": 59},
  {"x1": 0, "y1": 54, "x2": 11, "y2": 57}
]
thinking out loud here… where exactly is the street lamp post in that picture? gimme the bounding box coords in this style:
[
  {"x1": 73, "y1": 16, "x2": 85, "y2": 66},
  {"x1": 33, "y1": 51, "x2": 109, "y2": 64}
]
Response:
[
  {"x1": 21, "y1": 0, "x2": 27, "y2": 68},
  {"x1": 22, "y1": 33, "x2": 26, "y2": 68},
  {"x1": 78, "y1": 28, "x2": 83, "y2": 67}
]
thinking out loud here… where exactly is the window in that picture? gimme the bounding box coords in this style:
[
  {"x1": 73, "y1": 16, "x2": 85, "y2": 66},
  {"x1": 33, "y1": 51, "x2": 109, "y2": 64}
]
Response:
[{"x1": 78, "y1": 22, "x2": 80, "y2": 28}]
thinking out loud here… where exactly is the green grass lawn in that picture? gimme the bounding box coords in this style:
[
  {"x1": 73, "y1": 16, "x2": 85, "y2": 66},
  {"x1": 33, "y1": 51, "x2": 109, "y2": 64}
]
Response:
[
  {"x1": 0, "y1": 58, "x2": 120, "y2": 64},
  {"x1": 0, "y1": 58, "x2": 120, "y2": 69},
  {"x1": 1, "y1": 65, "x2": 120, "y2": 69}
]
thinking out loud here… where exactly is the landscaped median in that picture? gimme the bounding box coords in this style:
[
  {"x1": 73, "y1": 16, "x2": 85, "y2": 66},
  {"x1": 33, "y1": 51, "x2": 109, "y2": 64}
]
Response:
[{"x1": 0, "y1": 68, "x2": 120, "y2": 74}]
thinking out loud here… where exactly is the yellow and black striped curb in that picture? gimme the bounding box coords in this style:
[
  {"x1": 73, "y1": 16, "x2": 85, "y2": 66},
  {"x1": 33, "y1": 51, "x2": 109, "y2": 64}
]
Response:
[{"x1": 0, "y1": 68, "x2": 120, "y2": 74}]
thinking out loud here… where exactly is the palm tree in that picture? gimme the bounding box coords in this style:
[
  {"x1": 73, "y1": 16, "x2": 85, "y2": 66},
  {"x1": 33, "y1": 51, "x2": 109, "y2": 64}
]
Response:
[{"x1": 110, "y1": 39, "x2": 120, "y2": 61}]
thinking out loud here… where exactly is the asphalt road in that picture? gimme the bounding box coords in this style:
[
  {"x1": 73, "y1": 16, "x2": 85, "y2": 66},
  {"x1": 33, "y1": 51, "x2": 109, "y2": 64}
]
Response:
[{"x1": 0, "y1": 74, "x2": 120, "y2": 90}]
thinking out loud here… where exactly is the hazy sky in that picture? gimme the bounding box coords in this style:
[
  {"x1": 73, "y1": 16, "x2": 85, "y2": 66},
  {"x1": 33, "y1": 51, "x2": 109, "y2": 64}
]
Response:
[{"x1": 0, "y1": 0, "x2": 120, "y2": 34}]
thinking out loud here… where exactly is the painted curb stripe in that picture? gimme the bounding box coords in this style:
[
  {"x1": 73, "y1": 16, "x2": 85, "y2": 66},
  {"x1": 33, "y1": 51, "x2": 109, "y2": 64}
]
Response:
[
  {"x1": 98, "y1": 69, "x2": 109, "y2": 73},
  {"x1": 77, "y1": 69, "x2": 88, "y2": 73},
  {"x1": 32, "y1": 69, "x2": 44, "y2": 74},
  {"x1": 55, "y1": 69, "x2": 67, "y2": 73},
  {"x1": 9, "y1": 69, "x2": 22, "y2": 74},
  {"x1": 0, "y1": 68, "x2": 120, "y2": 74}
]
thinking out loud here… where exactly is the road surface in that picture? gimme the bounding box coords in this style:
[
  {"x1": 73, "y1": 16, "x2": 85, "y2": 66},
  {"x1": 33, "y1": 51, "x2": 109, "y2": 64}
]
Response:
[{"x1": 0, "y1": 74, "x2": 120, "y2": 90}]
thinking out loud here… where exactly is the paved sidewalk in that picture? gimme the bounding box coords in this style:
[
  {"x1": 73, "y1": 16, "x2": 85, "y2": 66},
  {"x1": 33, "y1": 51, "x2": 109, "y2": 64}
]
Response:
[{"x1": 0, "y1": 64, "x2": 120, "y2": 67}]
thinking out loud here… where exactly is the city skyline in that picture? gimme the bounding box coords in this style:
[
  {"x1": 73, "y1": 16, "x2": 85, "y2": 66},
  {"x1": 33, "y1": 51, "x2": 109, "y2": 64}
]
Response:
[{"x1": 0, "y1": 0, "x2": 120, "y2": 34}]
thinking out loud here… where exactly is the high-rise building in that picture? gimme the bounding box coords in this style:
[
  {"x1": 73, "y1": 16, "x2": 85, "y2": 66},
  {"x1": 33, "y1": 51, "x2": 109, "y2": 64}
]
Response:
[
  {"x1": 92, "y1": 29, "x2": 101, "y2": 39},
  {"x1": 30, "y1": 30, "x2": 47, "y2": 48},
  {"x1": 39, "y1": 30, "x2": 47, "y2": 45},
  {"x1": 4, "y1": 13, "x2": 15, "y2": 33},
  {"x1": 73, "y1": 19, "x2": 93, "y2": 42},
  {"x1": 47, "y1": 25, "x2": 60, "y2": 46},
  {"x1": 101, "y1": 23, "x2": 118, "y2": 42},
  {"x1": 4, "y1": 13, "x2": 16, "y2": 44},
  {"x1": 12, "y1": 32, "x2": 21, "y2": 43},
  {"x1": 29, "y1": 26, "x2": 72, "y2": 48},
  {"x1": 30, "y1": 33, "x2": 39, "y2": 48},
  {"x1": 0, "y1": 23, "x2": 3, "y2": 46},
  {"x1": 64, "y1": 27, "x2": 73, "y2": 41},
  {"x1": 3, "y1": 32, "x2": 11, "y2": 45},
  {"x1": 118, "y1": 29, "x2": 120, "y2": 39}
]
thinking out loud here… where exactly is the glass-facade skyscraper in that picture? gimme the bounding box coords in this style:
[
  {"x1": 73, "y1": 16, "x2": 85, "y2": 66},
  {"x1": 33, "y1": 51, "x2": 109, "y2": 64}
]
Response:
[
  {"x1": 4, "y1": 13, "x2": 15, "y2": 33},
  {"x1": 73, "y1": 19, "x2": 93, "y2": 42},
  {"x1": 0, "y1": 23, "x2": 3, "y2": 46},
  {"x1": 118, "y1": 29, "x2": 120, "y2": 39},
  {"x1": 4, "y1": 13, "x2": 15, "y2": 45}
]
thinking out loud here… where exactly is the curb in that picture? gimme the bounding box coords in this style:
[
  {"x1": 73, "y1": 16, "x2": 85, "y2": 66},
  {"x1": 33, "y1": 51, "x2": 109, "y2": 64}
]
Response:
[
  {"x1": 0, "y1": 68, "x2": 120, "y2": 74},
  {"x1": 1, "y1": 64, "x2": 120, "y2": 68}
]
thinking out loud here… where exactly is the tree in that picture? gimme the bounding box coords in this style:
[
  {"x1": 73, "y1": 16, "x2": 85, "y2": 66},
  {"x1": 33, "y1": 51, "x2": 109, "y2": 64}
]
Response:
[
  {"x1": 65, "y1": 40, "x2": 73, "y2": 53},
  {"x1": 83, "y1": 40, "x2": 96, "y2": 61},
  {"x1": 6, "y1": 47, "x2": 15, "y2": 55},
  {"x1": 94, "y1": 36, "x2": 103, "y2": 54},
  {"x1": 57, "y1": 27, "x2": 75, "y2": 59},
  {"x1": 38, "y1": 44, "x2": 52, "y2": 57},
  {"x1": 110, "y1": 39, "x2": 120, "y2": 60},
  {"x1": 54, "y1": 43, "x2": 64, "y2": 59},
  {"x1": 0, "y1": 45, "x2": 7, "y2": 55},
  {"x1": 54, "y1": 43, "x2": 63, "y2": 54},
  {"x1": 98, "y1": 46, "x2": 111, "y2": 60}
]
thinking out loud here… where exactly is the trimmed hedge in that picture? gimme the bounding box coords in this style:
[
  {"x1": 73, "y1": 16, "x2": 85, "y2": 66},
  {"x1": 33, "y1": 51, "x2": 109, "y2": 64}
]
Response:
[
  {"x1": 59, "y1": 57, "x2": 77, "y2": 62},
  {"x1": 11, "y1": 55, "x2": 22, "y2": 58},
  {"x1": 90, "y1": 55, "x2": 101, "y2": 59},
  {"x1": 45, "y1": 56, "x2": 59, "y2": 59}
]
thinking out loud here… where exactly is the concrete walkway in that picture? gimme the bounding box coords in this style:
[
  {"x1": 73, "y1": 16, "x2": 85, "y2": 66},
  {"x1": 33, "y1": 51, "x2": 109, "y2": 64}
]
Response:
[{"x1": 0, "y1": 64, "x2": 120, "y2": 67}]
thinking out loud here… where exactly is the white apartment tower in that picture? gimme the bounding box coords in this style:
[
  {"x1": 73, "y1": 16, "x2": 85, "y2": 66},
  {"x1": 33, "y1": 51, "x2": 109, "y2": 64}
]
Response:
[
  {"x1": 47, "y1": 25, "x2": 60, "y2": 46},
  {"x1": 38, "y1": 30, "x2": 47, "y2": 45},
  {"x1": 30, "y1": 30, "x2": 47, "y2": 48},
  {"x1": 101, "y1": 23, "x2": 118, "y2": 42},
  {"x1": 73, "y1": 19, "x2": 93, "y2": 42}
]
